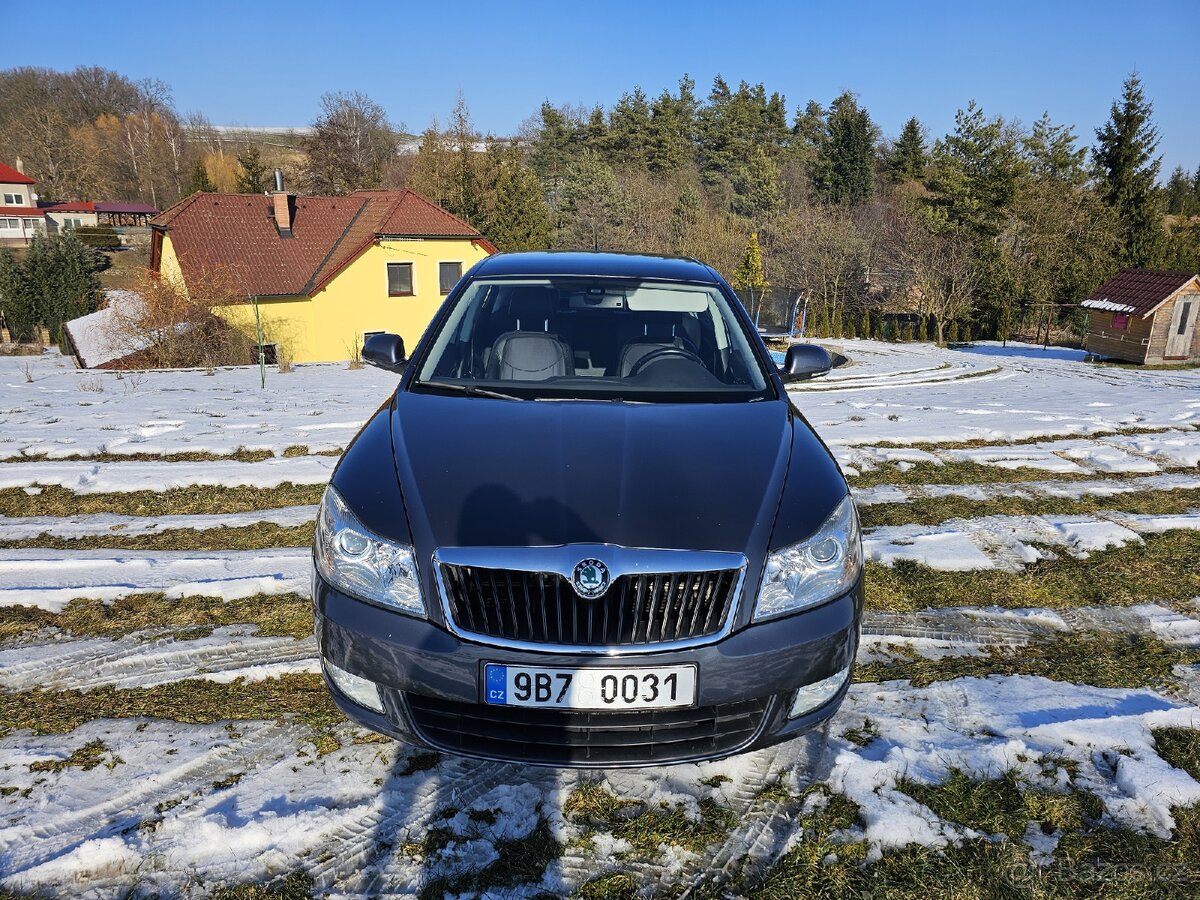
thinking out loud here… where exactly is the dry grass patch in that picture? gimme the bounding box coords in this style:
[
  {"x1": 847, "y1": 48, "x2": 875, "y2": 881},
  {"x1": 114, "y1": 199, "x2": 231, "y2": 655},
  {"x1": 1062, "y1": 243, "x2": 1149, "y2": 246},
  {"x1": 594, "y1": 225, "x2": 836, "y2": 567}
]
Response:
[
  {"x1": 0, "y1": 673, "x2": 341, "y2": 737},
  {"x1": 753, "y1": 783, "x2": 1200, "y2": 899},
  {"x1": 10, "y1": 448, "x2": 277, "y2": 463},
  {"x1": 859, "y1": 486, "x2": 1200, "y2": 528},
  {"x1": 564, "y1": 783, "x2": 736, "y2": 856},
  {"x1": 848, "y1": 460, "x2": 1159, "y2": 489},
  {"x1": 856, "y1": 632, "x2": 1200, "y2": 690},
  {"x1": 0, "y1": 592, "x2": 314, "y2": 643},
  {"x1": 0, "y1": 522, "x2": 314, "y2": 552},
  {"x1": 0, "y1": 483, "x2": 325, "y2": 518},
  {"x1": 863, "y1": 424, "x2": 1181, "y2": 454},
  {"x1": 866, "y1": 530, "x2": 1200, "y2": 612}
]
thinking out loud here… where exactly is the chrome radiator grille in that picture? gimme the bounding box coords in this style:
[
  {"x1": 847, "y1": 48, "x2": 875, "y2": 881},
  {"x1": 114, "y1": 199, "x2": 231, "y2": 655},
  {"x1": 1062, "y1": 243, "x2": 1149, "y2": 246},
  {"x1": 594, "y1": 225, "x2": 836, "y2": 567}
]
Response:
[{"x1": 438, "y1": 564, "x2": 741, "y2": 649}]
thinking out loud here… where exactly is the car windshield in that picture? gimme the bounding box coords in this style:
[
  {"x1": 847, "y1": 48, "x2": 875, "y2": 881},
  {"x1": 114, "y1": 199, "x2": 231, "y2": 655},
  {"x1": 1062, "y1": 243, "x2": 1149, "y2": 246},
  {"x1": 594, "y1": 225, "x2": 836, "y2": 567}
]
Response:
[{"x1": 411, "y1": 277, "x2": 775, "y2": 402}]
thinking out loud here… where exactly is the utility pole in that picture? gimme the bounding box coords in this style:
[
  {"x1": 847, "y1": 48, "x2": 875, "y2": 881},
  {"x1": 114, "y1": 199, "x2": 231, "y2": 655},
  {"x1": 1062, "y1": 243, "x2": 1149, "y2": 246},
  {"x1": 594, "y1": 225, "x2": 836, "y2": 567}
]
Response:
[{"x1": 252, "y1": 296, "x2": 266, "y2": 389}]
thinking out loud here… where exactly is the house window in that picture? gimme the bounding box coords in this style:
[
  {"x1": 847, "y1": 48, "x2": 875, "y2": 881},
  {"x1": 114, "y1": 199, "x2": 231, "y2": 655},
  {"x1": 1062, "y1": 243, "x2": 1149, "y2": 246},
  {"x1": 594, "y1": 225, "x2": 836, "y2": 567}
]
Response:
[
  {"x1": 0, "y1": 218, "x2": 17, "y2": 230},
  {"x1": 1179, "y1": 301, "x2": 1193, "y2": 336},
  {"x1": 3, "y1": 193, "x2": 24, "y2": 206},
  {"x1": 1111, "y1": 314, "x2": 1129, "y2": 331},
  {"x1": 439, "y1": 261, "x2": 463, "y2": 294},
  {"x1": 387, "y1": 262, "x2": 414, "y2": 297}
]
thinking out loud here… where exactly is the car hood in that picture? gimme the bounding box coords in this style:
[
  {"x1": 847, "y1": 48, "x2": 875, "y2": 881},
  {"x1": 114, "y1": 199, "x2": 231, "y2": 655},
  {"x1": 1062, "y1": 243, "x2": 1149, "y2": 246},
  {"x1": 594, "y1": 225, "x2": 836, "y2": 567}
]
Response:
[{"x1": 390, "y1": 393, "x2": 796, "y2": 557}]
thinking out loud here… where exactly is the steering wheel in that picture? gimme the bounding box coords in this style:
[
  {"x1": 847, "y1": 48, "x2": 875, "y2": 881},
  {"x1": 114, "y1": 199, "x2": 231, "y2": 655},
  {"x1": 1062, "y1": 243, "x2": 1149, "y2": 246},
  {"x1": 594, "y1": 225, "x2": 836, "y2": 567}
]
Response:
[{"x1": 628, "y1": 346, "x2": 706, "y2": 377}]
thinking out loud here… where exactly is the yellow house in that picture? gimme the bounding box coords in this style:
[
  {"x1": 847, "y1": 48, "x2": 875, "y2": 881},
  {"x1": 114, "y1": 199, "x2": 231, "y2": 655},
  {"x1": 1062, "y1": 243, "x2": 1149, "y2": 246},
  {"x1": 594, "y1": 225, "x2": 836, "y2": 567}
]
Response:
[{"x1": 150, "y1": 187, "x2": 496, "y2": 363}]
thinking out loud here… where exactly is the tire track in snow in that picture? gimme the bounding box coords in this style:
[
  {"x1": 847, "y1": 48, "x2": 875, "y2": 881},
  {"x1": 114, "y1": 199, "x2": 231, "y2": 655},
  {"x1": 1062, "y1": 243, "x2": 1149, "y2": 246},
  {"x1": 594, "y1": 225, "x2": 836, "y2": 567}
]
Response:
[
  {"x1": 0, "y1": 719, "x2": 307, "y2": 879},
  {"x1": 0, "y1": 547, "x2": 311, "y2": 611},
  {"x1": 0, "y1": 627, "x2": 318, "y2": 692},
  {"x1": 0, "y1": 455, "x2": 335, "y2": 493},
  {"x1": 304, "y1": 756, "x2": 523, "y2": 896}
]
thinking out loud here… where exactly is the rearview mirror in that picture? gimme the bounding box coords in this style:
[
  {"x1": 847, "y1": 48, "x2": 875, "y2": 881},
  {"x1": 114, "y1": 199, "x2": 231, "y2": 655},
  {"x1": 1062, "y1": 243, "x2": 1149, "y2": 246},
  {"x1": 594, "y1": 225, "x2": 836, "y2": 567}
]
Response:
[
  {"x1": 780, "y1": 343, "x2": 832, "y2": 381},
  {"x1": 362, "y1": 332, "x2": 407, "y2": 373}
]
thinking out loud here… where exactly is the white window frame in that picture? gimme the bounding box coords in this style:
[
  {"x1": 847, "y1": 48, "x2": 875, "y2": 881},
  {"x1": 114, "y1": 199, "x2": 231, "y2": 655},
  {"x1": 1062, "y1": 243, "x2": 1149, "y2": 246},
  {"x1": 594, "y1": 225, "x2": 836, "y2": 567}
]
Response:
[
  {"x1": 386, "y1": 261, "x2": 415, "y2": 297},
  {"x1": 3, "y1": 193, "x2": 24, "y2": 206}
]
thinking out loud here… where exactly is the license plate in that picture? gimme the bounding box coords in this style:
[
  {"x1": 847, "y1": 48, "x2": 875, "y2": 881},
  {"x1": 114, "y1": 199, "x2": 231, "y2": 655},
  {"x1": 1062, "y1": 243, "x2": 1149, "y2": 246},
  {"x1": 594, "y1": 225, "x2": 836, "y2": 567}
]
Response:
[{"x1": 484, "y1": 663, "x2": 697, "y2": 710}]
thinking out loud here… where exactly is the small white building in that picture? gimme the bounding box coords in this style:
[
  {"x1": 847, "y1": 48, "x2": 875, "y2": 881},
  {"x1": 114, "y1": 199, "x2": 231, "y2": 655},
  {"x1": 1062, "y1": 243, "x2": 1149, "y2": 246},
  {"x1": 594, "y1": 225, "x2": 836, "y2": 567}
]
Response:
[
  {"x1": 43, "y1": 202, "x2": 99, "y2": 232},
  {"x1": 0, "y1": 158, "x2": 46, "y2": 247}
]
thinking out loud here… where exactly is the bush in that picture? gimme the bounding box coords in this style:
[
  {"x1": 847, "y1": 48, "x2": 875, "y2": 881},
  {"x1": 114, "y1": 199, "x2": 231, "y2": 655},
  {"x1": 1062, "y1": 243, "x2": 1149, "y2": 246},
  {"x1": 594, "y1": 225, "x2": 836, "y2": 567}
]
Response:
[
  {"x1": 106, "y1": 268, "x2": 257, "y2": 369},
  {"x1": 0, "y1": 233, "x2": 101, "y2": 344},
  {"x1": 72, "y1": 226, "x2": 121, "y2": 249}
]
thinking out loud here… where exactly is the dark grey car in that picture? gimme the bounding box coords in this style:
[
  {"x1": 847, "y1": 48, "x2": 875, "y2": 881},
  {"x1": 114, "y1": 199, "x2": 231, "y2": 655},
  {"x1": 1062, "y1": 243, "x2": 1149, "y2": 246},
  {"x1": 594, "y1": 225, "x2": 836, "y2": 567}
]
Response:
[{"x1": 313, "y1": 252, "x2": 861, "y2": 766}]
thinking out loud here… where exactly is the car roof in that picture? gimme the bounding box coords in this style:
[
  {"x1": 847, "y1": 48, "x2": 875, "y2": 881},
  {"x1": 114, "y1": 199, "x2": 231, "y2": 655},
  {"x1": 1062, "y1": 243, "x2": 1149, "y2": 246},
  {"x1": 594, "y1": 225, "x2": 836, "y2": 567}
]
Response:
[{"x1": 471, "y1": 251, "x2": 721, "y2": 283}]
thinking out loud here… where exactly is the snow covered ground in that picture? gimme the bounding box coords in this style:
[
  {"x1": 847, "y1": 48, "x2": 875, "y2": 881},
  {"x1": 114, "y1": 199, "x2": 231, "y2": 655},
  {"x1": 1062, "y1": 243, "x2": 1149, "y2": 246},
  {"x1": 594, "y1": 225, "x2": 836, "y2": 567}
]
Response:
[{"x1": 1, "y1": 341, "x2": 1199, "y2": 897}]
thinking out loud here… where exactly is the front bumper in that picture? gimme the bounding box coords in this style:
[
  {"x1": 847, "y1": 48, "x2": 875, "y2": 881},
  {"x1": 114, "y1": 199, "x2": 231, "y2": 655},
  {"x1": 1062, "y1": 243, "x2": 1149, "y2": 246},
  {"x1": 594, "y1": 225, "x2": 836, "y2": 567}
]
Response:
[{"x1": 313, "y1": 573, "x2": 862, "y2": 767}]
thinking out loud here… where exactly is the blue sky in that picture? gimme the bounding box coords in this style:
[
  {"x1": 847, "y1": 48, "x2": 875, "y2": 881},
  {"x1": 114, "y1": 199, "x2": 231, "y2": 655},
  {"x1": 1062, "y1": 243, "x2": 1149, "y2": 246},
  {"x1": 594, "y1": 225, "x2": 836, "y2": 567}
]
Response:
[{"x1": 10, "y1": 0, "x2": 1200, "y2": 175}]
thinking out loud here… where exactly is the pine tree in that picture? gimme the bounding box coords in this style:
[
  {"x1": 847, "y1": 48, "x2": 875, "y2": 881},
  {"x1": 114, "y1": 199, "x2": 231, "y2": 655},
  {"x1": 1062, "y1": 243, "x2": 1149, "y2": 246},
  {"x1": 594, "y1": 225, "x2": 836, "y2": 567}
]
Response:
[
  {"x1": 731, "y1": 147, "x2": 782, "y2": 221},
  {"x1": 235, "y1": 145, "x2": 271, "y2": 193},
  {"x1": 187, "y1": 159, "x2": 215, "y2": 194},
  {"x1": 788, "y1": 100, "x2": 825, "y2": 167},
  {"x1": 669, "y1": 186, "x2": 701, "y2": 247},
  {"x1": 448, "y1": 93, "x2": 483, "y2": 226},
  {"x1": 406, "y1": 122, "x2": 453, "y2": 207},
  {"x1": 859, "y1": 310, "x2": 871, "y2": 339},
  {"x1": 1092, "y1": 72, "x2": 1164, "y2": 266},
  {"x1": 732, "y1": 232, "x2": 769, "y2": 320},
  {"x1": 1164, "y1": 166, "x2": 1196, "y2": 216},
  {"x1": 553, "y1": 152, "x2": 630, "y2": 249},
  {"x1": 928, "y1": 101, "x2": 1024, "y2": 239},
  {"x1": 809, "y1": 303, "x2": 827, "y2": 338},
  {"x1": 483, "y1": 143, "x2": 550, "y2": 252},
  {"x1": 529, "y1": 102, "x2": 579, "y2": 196},
  {"x1": 1024, "y1": 113, "x2": 1087, "y2": 185},
  {"x1": 816, "y1": 91, "x2": 876, "y2": 204},
  {"x1": 607, "y1": 87, "x2": 652, "y2": 168},
  {"x1": 6, "y1": 232, "x2": 101, "y2": 344},
  {"x1": 647, "y1": 81, "x2": 695, "y2": 174},
  {"x1": 888, "y1": 117, "x2": 927, "y2": 182}
]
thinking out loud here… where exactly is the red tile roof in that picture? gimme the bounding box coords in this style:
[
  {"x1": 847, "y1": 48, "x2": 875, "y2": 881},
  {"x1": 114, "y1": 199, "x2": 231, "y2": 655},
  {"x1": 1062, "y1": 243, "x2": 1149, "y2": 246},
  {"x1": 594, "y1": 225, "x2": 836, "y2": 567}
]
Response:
[
  {"x1": 0, "y1": 207, "x2": 46, "y2": 217},
  {"x1": 1082, "y1": 269, "x2": 1200, "y2": 317},
  {"x1": 0, "y1": 162, "x2": 35, "y2": 185},
  {"x1": 96, "y1": 202, "x2": 159, "y2": 215},
  {"x1": 46, "y1": 202, "x2": 97, "y2": 213},
  {"x1": 152, "y1": 189, "x2": 488, "y2": 297}
]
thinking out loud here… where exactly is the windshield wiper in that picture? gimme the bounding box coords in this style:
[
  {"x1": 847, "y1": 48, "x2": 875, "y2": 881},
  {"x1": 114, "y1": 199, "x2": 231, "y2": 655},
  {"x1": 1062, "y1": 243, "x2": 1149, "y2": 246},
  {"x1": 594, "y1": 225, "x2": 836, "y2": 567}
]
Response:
[{"x1": 414, "y1": 381, "x2": 525, "y2": 401}]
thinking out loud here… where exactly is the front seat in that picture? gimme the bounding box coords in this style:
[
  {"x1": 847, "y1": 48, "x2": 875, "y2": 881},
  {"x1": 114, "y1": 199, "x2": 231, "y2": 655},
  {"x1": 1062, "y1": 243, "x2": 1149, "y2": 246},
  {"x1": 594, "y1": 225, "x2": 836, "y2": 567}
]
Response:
[{"x1": 486, "y1": 288, "x2": 573, "y2": 381}]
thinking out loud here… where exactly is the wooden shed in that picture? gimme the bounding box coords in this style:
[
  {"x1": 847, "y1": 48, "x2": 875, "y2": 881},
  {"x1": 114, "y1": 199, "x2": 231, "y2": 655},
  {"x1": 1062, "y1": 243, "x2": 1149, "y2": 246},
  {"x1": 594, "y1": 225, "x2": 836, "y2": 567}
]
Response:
[{"x1": 1082, "y1": 269, "x2": 1200, "y2": 364}]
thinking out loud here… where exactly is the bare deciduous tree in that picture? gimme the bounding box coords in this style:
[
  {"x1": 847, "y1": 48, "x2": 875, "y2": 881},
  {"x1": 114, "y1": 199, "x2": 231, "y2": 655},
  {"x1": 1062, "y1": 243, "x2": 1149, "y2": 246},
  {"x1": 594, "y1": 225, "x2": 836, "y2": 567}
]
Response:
[
  {"x1": 303, "y1": 91, "x2": 400, "y2": 194},
  {"x1": 888, "y1": 208, "x2": 979, "y2": 343},
  {"x1": 105, "y1": 268, "x2": 257, "y2": 369}
]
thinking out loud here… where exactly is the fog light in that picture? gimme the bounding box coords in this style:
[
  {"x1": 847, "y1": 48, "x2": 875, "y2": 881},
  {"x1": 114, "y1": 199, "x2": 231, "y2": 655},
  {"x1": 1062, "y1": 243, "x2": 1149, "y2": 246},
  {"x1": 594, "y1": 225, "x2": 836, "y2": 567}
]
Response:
[
  {"x1": 324, "y1": 660, "x2": 384, "y2": 713},
  {"x1": 788, "y1": 665, "x2": 850, "y2": 719}
]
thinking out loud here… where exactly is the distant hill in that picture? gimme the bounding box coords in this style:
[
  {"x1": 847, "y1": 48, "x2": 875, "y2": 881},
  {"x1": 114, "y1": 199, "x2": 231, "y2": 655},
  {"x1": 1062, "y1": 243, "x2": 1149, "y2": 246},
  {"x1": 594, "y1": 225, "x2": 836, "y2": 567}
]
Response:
[{"x1": 204, "y1": 125, "x2": 423, "y2": 152}]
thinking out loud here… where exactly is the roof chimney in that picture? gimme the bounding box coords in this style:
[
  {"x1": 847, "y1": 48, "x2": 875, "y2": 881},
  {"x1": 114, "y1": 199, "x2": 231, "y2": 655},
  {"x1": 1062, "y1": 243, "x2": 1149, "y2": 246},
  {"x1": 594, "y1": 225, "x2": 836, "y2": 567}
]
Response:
[
  {"x1": 14, "y1": 157, "x2": 23, "y2": 175},
  {"x1": 271, "y1": 169, "x2": 293, "y2": 237}
]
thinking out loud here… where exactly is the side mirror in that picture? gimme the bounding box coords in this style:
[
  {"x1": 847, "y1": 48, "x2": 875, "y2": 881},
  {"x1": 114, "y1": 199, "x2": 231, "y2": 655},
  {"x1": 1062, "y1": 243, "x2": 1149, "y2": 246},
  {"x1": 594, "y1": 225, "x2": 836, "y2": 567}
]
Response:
[
  {"x1": 362, "y1": 332, "x2": 407, "y2": 373},
  {"x1": 780, "y1": 343, "x2": 832, "y2": 381}
]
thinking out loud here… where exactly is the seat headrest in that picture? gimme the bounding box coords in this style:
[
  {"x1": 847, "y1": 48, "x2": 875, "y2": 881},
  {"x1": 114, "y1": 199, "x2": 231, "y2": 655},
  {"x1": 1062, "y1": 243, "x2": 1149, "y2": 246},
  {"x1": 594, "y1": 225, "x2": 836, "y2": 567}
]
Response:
[
  {"x1": 679, "y1": 314, "x2": 701, "y2": 347},
  {"x1": 504, "y1": 286, "x2": 557, "y2": 326}
]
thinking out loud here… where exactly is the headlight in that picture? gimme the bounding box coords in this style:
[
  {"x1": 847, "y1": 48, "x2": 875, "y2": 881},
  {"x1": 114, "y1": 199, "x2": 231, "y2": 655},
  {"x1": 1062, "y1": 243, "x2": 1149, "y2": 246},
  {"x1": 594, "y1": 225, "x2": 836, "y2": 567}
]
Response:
[
  {"x1": 314, "y1": 485, "x2": 424, "y2": 616},
  {"x1": 754, "y1": 494, "x2": 861, "y2": 621}
]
